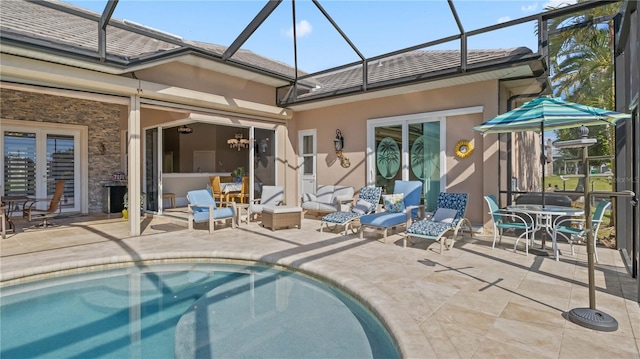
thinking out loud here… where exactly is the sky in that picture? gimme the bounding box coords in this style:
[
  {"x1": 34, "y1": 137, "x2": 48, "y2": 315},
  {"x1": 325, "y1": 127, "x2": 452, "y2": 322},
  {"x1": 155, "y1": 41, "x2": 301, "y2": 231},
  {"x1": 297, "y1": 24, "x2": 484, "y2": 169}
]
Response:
[{"x1": 65, "y1": 0, "x2": 578, "y2": 73}]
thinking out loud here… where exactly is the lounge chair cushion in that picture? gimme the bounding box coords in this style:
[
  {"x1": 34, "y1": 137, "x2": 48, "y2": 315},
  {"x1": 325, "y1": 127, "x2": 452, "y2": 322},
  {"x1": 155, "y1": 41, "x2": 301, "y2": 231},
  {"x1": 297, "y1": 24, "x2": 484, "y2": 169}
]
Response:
[
  {"x1": 432, "y1": 208, "x2": 457, "y2": 223},
  {"x1": 321, "y1": 211, "x2": 360, "y2": 225},
  {"x1": 382, "y1": 193, "x2": 405, "y2": 213},
  {"x1": 359, "y1": 211, "x2": 407, "y2": 227},
  {"x1": 407, "y1": 220, "x2": 454, "y2": 237},
  {"x1": 352, "y1": 199, "x2": 374, "y2": 215}
]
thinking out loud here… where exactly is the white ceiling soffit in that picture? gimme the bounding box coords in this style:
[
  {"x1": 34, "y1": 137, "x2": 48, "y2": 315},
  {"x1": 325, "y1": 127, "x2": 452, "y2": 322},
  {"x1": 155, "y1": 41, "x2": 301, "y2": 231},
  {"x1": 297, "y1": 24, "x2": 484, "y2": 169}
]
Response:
[
  {"x1": 1, "y1": 44, "x2": 290, "y2": 87},
  {"x1": 287, "y1": 65, "x2": 537, "y2": 111}
]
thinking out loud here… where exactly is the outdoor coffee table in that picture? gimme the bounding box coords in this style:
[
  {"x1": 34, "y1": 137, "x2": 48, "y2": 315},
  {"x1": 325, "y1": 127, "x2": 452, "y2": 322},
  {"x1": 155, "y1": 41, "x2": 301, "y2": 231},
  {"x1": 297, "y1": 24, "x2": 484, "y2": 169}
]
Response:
[{"x1": 262, "y1": 205, "x2": 302, "y2": 231}]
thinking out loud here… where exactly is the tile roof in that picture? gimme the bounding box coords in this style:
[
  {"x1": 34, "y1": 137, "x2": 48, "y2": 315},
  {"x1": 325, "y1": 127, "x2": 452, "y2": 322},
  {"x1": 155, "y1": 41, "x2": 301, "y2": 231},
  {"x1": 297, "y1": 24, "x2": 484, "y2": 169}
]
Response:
[
  {"x1": 0, "y1": 0, "x2": 298, "y2": 78},
  {"x1": 1, "y1": 0, "x2": 540, "y2": 104},
  {"x1": 297, "y1": 47, "x2": 535, "y2": 99}
]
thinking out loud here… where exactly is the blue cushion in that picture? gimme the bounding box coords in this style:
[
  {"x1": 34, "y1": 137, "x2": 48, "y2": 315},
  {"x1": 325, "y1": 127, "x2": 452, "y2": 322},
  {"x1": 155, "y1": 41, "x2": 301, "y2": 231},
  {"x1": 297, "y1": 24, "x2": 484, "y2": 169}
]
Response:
[
  {"x1": 322, "y1": 212, "x2": 360, "y2": 225},
  {"x1": 407, "y1": 220, "x2": 453, "y2": 237},
  {"x1": 359, "y1": 212, "x2": 407, "y2": 227},
  {"x1": 214, "y1": 207, "x2": 234, "y2": 219}
]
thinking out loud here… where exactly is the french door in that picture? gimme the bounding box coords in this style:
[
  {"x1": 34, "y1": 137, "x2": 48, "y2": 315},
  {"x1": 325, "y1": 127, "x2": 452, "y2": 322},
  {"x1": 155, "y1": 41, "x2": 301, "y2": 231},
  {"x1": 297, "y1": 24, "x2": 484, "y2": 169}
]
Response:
[
  {"x1": 2, "y1": 123, "x2": 81, "y2": 213},
  {"x1": 367, "y1": 115, "x2": 445, "y2": 211},
  {"x1": 298, "y1": 130, "x2": 317, "y2": 198}
]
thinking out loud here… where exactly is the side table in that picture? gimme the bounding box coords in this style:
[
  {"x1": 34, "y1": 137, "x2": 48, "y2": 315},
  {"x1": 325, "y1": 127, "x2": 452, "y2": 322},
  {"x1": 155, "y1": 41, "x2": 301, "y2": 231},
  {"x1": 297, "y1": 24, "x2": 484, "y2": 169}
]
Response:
[{"x1": 235, "y1": 203, "x2": 250, "y2": 226}]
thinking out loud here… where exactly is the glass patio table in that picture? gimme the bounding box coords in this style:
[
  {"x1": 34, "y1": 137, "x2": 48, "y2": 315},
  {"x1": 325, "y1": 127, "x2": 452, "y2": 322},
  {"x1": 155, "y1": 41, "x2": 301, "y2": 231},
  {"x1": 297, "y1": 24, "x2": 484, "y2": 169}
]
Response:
[{"x1": 507, "y1": 204, "x2": 584, "y2": 260}]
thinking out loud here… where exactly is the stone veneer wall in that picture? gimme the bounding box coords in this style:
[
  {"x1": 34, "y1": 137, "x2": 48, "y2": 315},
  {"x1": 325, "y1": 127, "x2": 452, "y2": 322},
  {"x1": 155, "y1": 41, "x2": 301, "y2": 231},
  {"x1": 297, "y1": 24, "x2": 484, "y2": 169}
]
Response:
[{"x1": 0, "y1": 88, "x2": 122, "y2": 213}]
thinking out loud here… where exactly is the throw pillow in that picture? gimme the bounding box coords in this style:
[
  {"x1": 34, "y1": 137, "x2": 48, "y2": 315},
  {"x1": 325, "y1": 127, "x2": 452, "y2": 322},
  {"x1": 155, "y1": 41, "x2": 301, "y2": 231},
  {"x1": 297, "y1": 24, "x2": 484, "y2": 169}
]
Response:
[
  {"x1": 352, "y1": 199, "x2": 374, "y2": 215},
  {"x1": 432, "y1": 208, "x2": 457, "y2": 223},
  {"x1": 382, "y1": 193, "x2": 405, "y2": 213}
]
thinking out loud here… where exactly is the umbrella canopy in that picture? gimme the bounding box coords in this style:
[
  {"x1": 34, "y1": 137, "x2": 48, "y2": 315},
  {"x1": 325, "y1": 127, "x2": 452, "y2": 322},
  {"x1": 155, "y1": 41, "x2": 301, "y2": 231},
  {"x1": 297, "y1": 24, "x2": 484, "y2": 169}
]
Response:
[
  {"x1": 473, "y1": 96, "x2": 630, "y2": 208},
  {"x1": 473, "y1": 97, "x2": 630, "y2": 134}
]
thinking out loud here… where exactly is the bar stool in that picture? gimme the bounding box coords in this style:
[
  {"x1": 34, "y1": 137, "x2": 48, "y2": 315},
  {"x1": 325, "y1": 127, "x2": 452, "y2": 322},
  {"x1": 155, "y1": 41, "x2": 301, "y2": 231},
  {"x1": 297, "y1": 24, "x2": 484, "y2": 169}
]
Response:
[{"x1": 163, "y1": 193, "x2": 176, "y2": 208}]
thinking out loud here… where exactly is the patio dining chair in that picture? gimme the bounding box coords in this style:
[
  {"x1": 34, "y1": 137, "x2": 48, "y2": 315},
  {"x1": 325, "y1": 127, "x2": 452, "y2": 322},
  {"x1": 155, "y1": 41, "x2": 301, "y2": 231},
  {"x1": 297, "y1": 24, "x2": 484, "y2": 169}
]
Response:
[
  {"x1": 358, "y1": 181, "x2": 423, "y2": 243},
  {"x1": 553, "y1": 199, "x2": 611, "y2": 262},
  {"x1": 403, "y1": 192, "x2": 473, "y2": 253},
  {"x1": 22, "y1": 179, "x2": 66, "y2": 228},
  {"x1": 483, "y1": 195, "x2": 534, "y2": 255},
  {"x1": 320, "y1": 186, "x2": 382, "y2": 235},
  {"x1": 187, "y1": 189, "x2": 236, "y2": 234}
]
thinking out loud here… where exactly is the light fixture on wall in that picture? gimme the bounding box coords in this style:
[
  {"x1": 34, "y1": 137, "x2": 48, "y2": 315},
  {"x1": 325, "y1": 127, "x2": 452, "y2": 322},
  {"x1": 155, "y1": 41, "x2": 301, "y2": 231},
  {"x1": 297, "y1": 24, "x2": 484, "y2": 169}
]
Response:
[
  {"x1": 334, "y1": 129, "x2": 350, "y2": 168},
  {"x1": 177, "y1": 125, "x2": 193, "y2": 134},
  {"x1": 227, "y1": 132, "x2": 249, "y2": 151}
]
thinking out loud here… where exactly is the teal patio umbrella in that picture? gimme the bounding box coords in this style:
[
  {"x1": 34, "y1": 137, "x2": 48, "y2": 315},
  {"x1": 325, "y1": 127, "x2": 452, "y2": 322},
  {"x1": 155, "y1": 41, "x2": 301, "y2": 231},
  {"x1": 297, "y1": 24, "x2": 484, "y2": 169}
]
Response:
[{"x1": 473, "y1": 96, "x2": 630, "y2": 206}]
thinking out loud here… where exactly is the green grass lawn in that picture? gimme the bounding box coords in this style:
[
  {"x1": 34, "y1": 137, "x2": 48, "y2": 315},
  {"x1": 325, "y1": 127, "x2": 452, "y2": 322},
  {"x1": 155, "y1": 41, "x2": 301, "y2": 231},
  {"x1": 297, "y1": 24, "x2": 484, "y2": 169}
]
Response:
[{"x1": 544, "y1": 175, "x2": 613, "y2": 192}]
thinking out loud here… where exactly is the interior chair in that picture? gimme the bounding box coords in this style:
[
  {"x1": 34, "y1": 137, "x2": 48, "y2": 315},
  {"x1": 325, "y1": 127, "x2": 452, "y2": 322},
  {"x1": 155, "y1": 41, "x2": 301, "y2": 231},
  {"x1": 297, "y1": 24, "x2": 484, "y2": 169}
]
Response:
[
  {"x1": 187, "y1": 189, "x2": 236, "y2": 234},
  {"x1": 483, "y1": 195, "x2": 534, "y2": 255},
  {"x1": 22, "y1": 179, "x2": 66, "y2": 228},
  {"x1": 209, "y1": 176, "x2": 226, "y2": 206},
  {"x1": 553, "y1": 199, "x2": 611, "y2": 262},
  {"x1": 230, "y1": 176, "x2": 250, "y2": 204},
  {"x1": 403, "y1": 192, "x2": 473, "y2": 253},
  {"x1": 247, "y1": 185, "x2": 284, "y2": 222},
  {"x1": 320, "y1": 186, "x2": 382, "y2": 235},
  {"x1": 358, "y1": 180, "x2": 423, "y2": 243}
]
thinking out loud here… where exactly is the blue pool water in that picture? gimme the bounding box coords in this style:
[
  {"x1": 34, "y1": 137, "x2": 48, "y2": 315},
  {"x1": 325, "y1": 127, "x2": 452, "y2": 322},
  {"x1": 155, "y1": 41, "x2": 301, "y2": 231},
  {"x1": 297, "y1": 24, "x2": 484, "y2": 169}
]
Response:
[{"x1": 0, "y1": 262, "x2": 400, "y2": 358}]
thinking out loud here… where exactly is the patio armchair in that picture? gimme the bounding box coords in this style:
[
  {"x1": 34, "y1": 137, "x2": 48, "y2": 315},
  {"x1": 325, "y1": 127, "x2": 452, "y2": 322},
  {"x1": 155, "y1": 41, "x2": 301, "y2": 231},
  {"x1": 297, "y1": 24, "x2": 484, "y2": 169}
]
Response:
[
  {"x1": 187, "y1": 189, "x2": 236, "y2": 234},
  {"x1": 358, "y1": 180, "x2": 423, "y2": 243},
  {"x1": 483, "y1": 195, "x2": 534, "y2": 255},
  {"x1": 553, "y1": 199, "x2": 611, "y2": 262},
  {"x1": 247, "y1": 185, "x2": 284, "y2": 222},
  {"x1": 403, "y1": 192, "x2": 473, "y2": 253},
  {"x1": 320, "y1": 186, "x2": 382, "y2": 235},
  {"x1": 22, "y1": 179, "x2": 66, "y2": 228}
]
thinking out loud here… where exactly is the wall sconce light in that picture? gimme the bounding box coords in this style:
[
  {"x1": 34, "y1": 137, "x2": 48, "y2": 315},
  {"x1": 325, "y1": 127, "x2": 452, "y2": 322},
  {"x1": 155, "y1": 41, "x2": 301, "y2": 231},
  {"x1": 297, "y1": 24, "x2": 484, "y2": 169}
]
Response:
[
  {"x1": 333, "y1": 129, "x2": 350, "y2": 168},
  {"x1": 99, "y1": 143, "x2": 106, "y2": 155}
]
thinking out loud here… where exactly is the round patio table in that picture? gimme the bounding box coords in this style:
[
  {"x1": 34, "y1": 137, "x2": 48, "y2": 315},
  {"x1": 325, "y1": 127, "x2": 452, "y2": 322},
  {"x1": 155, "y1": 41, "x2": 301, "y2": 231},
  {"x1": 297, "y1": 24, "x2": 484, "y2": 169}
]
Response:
[{"x1": 507, "y1": 204, "x2": 584, "y2": 260}]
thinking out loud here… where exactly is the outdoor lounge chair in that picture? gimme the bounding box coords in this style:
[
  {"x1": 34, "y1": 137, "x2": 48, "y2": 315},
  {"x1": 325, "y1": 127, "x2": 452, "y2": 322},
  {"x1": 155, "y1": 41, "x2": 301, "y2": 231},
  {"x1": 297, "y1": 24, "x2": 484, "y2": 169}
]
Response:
[
  {"x1": 247, "y1": 185, "x2": 284, "y2": 222},
  {"x1": 553, "y1": 199, "x2": 611, "y2": 262},
  {"x1": 358, "y1": 181, "x2": 423, "y2": 243},
  {"x1": 403, "y1": 192, "x2": 473, "y2": 253},
  {"x1": 483, "y1": 195, "x2": 534, "y2": 255},
  {"x1": 22, "y1": 179, "x2": 66, "y2": 228},
  {"x1": 320, "y1": 186, "x2": 382, "y2": 235},
  {"x1": 187, "y1": 189, "x2": 236, "y2": 234}
]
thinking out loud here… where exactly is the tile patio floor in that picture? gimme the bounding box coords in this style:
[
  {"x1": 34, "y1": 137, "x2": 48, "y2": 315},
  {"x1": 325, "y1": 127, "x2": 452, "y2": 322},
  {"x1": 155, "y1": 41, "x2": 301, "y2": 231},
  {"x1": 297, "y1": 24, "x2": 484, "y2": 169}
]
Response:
[{"x1": 1, "y1": 212, "x2": 639, "y2": 358}]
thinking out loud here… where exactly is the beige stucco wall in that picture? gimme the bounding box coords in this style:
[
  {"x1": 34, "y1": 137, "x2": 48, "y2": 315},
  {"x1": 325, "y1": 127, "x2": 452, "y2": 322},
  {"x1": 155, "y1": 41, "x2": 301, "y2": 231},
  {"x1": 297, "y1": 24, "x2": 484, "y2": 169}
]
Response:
[
  {"x1": 135, "y1": 62, "x2": 276, "y2": 106},
  {"x1": 290, "y1": 80, "x2": 502, "y2": 225}
]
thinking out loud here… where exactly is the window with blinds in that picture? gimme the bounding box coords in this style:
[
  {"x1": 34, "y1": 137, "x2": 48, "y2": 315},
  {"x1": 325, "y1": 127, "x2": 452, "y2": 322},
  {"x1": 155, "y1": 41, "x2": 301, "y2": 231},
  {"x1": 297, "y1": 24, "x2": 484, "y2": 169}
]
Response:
[{"x1": 3, "y1": 131, "x2": 36, "y2": 196}]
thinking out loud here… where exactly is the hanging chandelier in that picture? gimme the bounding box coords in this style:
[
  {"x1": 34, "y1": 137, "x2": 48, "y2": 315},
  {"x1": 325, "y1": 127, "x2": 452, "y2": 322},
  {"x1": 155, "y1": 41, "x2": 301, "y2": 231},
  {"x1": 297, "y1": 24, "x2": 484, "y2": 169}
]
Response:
[{"x1": 227, "y1": 132, "x2": 250, "y2": 151}]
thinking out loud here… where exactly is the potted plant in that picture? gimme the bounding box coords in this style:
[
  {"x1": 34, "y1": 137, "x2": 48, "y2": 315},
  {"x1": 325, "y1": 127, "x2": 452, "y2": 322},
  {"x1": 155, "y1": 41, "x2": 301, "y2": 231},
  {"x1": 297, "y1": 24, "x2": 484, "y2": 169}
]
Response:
[{"x1": 231, "y1": 166, "x2": 245, "y2": 183}]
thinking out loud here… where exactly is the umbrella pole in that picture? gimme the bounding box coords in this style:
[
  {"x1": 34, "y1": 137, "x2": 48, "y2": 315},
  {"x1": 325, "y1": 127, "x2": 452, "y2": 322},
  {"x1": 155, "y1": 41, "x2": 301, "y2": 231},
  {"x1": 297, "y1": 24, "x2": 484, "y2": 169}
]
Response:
[{"x1": 567, "y1": 133, "x2": 618, "y2": 332}]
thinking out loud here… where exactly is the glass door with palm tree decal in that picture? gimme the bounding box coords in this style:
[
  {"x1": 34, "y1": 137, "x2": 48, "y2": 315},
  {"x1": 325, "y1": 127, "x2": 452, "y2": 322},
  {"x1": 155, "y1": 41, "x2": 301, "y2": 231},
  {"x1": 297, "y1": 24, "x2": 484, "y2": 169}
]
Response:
[{"x1": 368, "y1": 116, "x2": 444, "y2": 211}]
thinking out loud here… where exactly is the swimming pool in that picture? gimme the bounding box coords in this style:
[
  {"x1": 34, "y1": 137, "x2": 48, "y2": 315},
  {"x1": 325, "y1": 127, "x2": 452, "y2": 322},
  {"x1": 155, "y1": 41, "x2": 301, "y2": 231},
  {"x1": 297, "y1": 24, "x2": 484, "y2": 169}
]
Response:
[{"x1": 0, "y1": 261, "x2": 400, "y2": 358}]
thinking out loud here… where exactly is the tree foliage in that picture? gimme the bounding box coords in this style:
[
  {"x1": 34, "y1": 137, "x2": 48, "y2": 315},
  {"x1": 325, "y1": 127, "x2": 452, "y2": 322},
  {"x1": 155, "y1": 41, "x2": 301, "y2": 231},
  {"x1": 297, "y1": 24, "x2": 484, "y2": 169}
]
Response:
[{"x1": 546, "y1": 0, "x2": 619, "y2": 159}]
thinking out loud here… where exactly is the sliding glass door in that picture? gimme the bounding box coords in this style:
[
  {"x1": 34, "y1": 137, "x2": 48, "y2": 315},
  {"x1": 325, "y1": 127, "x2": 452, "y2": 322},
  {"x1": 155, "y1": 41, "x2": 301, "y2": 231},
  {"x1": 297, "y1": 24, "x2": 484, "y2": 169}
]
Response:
[{"x1": 368, "y1": 116, "x2": 444, "y2": 211}]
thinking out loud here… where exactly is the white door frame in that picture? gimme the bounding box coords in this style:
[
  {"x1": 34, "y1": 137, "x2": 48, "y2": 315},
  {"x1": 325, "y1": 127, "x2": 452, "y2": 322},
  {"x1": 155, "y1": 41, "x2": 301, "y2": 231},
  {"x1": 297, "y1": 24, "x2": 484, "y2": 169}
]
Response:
[
  {"x1": 298, "y1": 129, "x2": 317, "y2": 201},
  {"x1": 1, "y1": 119, "x2": 88, "y2": 213}
]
